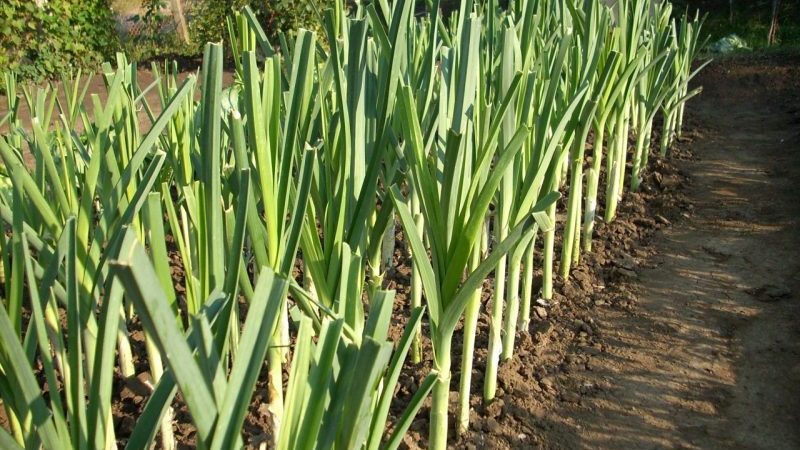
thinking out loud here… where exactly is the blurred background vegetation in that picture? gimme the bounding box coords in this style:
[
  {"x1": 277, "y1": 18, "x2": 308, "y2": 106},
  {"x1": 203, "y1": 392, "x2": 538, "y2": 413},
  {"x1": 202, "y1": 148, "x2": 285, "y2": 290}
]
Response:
[
  {"x1": 113, "y1": 0, "x2": 331, "y2": 62},
  {"x1": 0, "y1": 0, "x2": 331, "y2": 87},
  {"x1": 673, "y1": 0, "x2": 800, "y2": 49},
  {"x1": 0, "y1": 0, "x2": 117, "y2": 83},
  {"x1": 1, "y1": 0, "x2": 798, "y2": 88}
]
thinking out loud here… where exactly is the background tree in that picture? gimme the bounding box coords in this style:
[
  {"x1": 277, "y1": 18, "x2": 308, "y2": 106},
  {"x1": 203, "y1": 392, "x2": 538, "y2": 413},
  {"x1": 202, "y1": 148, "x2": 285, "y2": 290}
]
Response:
[{"x1": 768, "y1": 0, "x2": 782, "y2": 45}]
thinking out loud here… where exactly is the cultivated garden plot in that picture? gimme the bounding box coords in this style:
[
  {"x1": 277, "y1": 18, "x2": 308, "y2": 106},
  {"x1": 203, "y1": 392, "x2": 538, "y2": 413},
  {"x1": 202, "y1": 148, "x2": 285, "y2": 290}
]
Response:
[{"x1": 4, "y1": 0, "x2": 797, "y2": 449}]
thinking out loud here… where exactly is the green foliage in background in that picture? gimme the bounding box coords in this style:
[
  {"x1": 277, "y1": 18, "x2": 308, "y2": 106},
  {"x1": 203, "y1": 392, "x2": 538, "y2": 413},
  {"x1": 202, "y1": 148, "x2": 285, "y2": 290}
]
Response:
[
  {"x1": 673, "y1": 0, "x2": 800, "y2": 49},
  {"x1": 190, "y1": 0, "x2": 328, "y2": 46},
  {"x1": 0, "y1": 0, "x2": 118, "y2": 84},
  {"x1": 120, "y1": 0, "x2": 195, "y2": 62},
  {"x1": 258, "y1": 0, "x2": 326, "y2": 38},
  {"x1": 124, "y1": 0, "x2": 331, "y2": 62},
  {"x1": 188, "y1": 0, "x2": 252, "y2": 47}
]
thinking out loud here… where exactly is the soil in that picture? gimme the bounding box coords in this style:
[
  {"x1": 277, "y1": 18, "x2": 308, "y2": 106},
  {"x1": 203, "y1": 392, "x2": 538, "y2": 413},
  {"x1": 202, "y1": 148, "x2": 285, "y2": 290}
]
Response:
[
  {"x1": 0, "y1": 68, "x2": 231, "y2": 134},
  {"x1": 2, "y1": 53, "x2": 799, "y2": 449}
]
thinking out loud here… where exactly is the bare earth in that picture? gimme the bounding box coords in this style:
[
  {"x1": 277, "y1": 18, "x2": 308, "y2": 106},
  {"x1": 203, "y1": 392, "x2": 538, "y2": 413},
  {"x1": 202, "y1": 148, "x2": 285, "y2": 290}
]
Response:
[{"x1": 533, "y1": 54, "x2": 800, "y2": 449}]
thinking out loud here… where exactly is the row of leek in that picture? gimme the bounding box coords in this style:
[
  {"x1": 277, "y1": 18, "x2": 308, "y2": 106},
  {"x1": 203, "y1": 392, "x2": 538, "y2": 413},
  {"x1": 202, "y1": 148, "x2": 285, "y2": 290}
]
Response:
[{"x1": 0, "y1": 0, "x2": 707, "y2": 449}]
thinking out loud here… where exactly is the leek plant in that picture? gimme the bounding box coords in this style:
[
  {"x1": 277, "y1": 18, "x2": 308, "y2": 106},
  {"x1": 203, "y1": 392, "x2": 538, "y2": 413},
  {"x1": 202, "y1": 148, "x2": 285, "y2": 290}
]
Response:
[
  {"x1": 0, "y1": 57, "x2": 193, "y2": 449},
  {"x1": 0, "y1": 73, "x2": 21, "y2": 148},
  {"x1": 558, "y1": 0, "x2": 614, "y2": 279},
  {"x1": 234, "y1": 31, "x2": 316, "y2": 436},
  {"x1": 275, "y1": 294, "x2": 436, "y2": 450},
  {"x1": 486, "y1": 9, "x2": 591, "y2": 401},
  {"x1": 404, "y1": 0, "x2": 443, "y2": 365},
  {"x1": 0, "y1": 221, "x2": 131, "y2": 450},
  {"x1": 391, "y1": 10, "x2": 558, "y2": 440},
  {"x1": 0, "y1": 0, "x2": 711, "y2": 448},
  {"x1": 660, "y1": 12, "x2": 710, "y2": 156},
  {"x1": 285, "y1": 0, "x2": 412, "y2": 321},
  {"x1": 630, "y1": 2, "x2": 678, "y2": 192},
  {"x1": 112, "y1": 235, "x2": 287, "y2": 450},
  {"x1": 603, "y1": 0, "x2": 649, "y2": 223},
  {"x1": 581, "y1": 30, "x2": 642, "y2": 249}
]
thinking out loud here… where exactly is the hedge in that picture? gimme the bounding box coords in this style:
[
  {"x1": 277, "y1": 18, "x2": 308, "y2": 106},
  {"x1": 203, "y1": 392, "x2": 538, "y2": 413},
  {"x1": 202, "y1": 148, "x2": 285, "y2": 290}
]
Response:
[{"x1": 0, "y1": 0, "x2": 117, "y2": 83}]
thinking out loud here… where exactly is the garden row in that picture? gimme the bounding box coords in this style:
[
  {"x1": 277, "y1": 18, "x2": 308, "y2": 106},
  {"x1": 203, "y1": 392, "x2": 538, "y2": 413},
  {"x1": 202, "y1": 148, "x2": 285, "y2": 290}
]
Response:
[{"x1": 0, "y1": 0, "x2": 707, "y2": 449}]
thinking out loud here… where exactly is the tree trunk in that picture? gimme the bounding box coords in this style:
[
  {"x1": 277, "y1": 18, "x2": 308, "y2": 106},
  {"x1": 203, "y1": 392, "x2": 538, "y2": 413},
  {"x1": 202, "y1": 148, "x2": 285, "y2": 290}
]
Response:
[
  {"x1": 729, "y1": 0, "x2": 734, "y2": 23},
  {"x1": 170, "y1": 0, "x2": 191, "y2": 44},
  {"x1": 768, "y1": 0, "x2": 782, "y2": 46}
]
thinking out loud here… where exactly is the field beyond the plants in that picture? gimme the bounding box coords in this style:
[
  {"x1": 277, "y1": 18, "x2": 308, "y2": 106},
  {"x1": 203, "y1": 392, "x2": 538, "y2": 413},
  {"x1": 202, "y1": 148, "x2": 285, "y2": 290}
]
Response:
[{"x1": 0, "y1": 2, "x2": 799, "y2": 450}]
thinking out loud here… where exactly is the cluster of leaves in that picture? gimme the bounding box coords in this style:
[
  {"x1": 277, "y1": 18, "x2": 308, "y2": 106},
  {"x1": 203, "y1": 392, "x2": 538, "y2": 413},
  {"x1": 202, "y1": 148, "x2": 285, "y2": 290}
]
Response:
[
  {"x1": 190, "y1": 0, "x2": 331, "y2": 49},
  {"x1": 256, "y1": 0, "x2": 326, "y2": 39},
  {"x1": 188, "y1": 0, "x2": 251, "y2": 47},
  {"x1": 0, "y1": 0, "x2": 332, "y2": 86},
  {"x1": 121, "y1": 0, "x2": 195, "y2": 62},
  {"x1": 129, "y1": 0, "x2": 181, "y2": 42},
  {"x1": 0, "y1": 0, "x2": 117, "y2": 85},
  {"x1": 127, "y1": 0, "x2": 332, "y2": 61}
]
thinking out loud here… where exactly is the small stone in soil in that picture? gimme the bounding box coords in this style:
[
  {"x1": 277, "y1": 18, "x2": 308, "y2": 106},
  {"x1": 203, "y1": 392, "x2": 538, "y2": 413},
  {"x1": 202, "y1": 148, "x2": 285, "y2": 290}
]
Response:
[
  {"x1": 573, "y1": 269, "x2": 592, "y2": 284},
  {"x1": 484, "y1": 418, "x2": 502, "y2": 433},
  {"x1": 534, "y1": 306, "x2": 548, "y2": 319},
  {"x1": 485, "y1": 398, "x2": 504, "y2": 418},
  {"x1": 403, "y1": 433, "x2": 423, "y2": 449},
  {"x1": 118, "y1": 416, "x2": 136, "y2": 435},
  {"x1": 529, "y1": 405, "x2": 547, "y2": 420},
  {"x1": 561, "y1": 391, "x2": 581, "y2": 404},
  {"x1": 583, "y1": 346, "x2": 602, "y2": 356},
  {"x1": 655, "y1": 214, "x2": 671, "y2": 225},
  {"x1": 612, "y1": 267, "x2": 638, "y2": 279},
  {"x1": 747, "y1": 283, "x2": 792, "y2": 302},
  {"x1": 574, "y1": 320, "x2": 593, "y2": 335},
  {"x1": 257, "y1": 403, "x2": 271, "y2": 419}
]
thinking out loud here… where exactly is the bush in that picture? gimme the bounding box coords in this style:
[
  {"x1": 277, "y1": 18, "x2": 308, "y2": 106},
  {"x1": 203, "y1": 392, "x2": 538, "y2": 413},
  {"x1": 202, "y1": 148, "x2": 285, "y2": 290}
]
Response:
[
  {"x1": 190, "y1": 0, "x2": 328, "y2": 47},
  {"x1": 120, "y1": 0, "x2": 331, "y2": 63},
  {"x1": 0, "y1": 0, "x2": 118, "y2": 83},
  {"x1": 258, "y1": 0, "x2": 325, "y2": 38},
  {"x1": 120, "y1": 0, "x2": 196, "y2": 62},
  {"x1": 188, "y1": 0, "x2": 251, "y2": 47}
]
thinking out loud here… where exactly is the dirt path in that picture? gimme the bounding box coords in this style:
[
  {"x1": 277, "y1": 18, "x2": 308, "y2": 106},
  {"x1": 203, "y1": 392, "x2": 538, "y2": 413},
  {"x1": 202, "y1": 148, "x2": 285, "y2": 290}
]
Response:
[{"x1": 535, "y1": 54, "x2": 800, "y2": 449}]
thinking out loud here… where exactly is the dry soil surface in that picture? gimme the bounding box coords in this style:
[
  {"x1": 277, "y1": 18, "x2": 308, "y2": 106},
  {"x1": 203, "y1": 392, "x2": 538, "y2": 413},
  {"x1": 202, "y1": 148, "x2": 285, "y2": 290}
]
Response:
[{"x1": 525, "y1": 53, "x2": 800, "y2": 450}]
